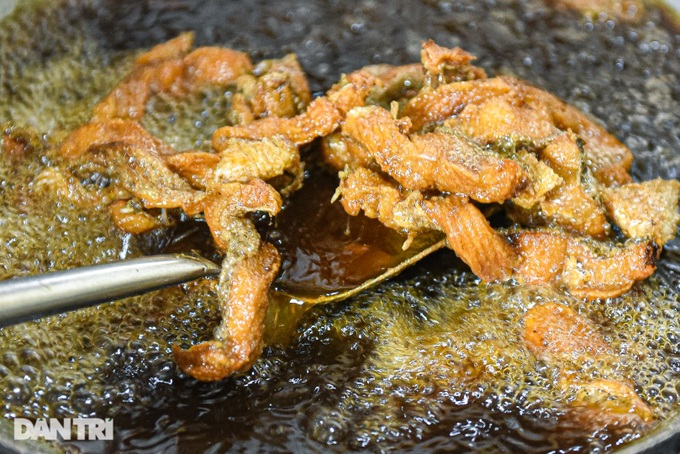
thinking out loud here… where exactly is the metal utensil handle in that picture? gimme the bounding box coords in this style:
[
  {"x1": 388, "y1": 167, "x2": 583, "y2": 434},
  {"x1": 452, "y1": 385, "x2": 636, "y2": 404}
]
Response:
[{"x1": 0, "y1": 254, "x2": 221, "y2": 327}]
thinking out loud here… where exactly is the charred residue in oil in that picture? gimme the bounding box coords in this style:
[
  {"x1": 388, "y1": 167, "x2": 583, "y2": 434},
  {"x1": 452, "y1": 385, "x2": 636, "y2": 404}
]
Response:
[{"x1": 0, "y1": 0, "x2": 679, "y2": 453}]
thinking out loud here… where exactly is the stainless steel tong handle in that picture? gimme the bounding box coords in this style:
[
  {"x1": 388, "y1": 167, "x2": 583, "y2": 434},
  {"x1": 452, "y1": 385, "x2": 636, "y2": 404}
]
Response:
[{"x1": 0, "y1": 254, "x2": 221, "y2": 327}]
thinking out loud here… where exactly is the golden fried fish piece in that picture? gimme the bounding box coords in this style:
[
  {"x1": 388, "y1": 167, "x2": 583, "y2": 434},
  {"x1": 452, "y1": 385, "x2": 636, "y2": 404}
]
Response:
[
  {"x1": 93, "y1": 33, "x2": 253, "y2": 121},
  {"x1": 523, "y1": 302, "x2": 653, "y2": 427},
  {"x1": 341, "y1": 106, "x2": 526, "y2": 203},
  {"x1": 173, "y1": 242, "x2": 281, "y2": 382},
  {"x1": 602, "y1": 178, "x2": 680, "y2": 246}
]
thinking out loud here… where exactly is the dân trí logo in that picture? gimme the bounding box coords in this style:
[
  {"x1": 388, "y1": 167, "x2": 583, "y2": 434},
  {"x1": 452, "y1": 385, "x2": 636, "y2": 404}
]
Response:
[{"x1": 14, "y1": 418, "x2": 114, "y2": 441}]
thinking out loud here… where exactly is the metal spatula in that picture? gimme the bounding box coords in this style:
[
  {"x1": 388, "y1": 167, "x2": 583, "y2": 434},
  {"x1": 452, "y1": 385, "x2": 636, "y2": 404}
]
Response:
[{"x1": 0, "y1": 254, "x2": 220, "y2": 327}]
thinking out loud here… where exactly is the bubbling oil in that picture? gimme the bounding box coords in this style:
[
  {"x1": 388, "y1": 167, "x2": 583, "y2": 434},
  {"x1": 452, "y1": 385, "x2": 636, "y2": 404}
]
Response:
[
  {"x1": 0, "y1": 121, "x2": 223, "y2": 422},
  {"x1": 0, "y1": 0, "x2": 679, "y2": 452},
  {"x1": 303, "y1": 270, "x2": 680, "y2": 451}
]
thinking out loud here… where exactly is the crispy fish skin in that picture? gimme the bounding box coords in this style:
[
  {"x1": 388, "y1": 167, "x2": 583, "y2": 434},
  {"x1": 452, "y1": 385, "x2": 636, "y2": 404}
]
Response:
[
  {"x1": 199, "y1": 179, "x2": 282, "y2": 251},
  {"x1": 165, "y1": 151, "x2": 221, "y2": 190},
  {"x1": 455, "y1": 75, "x2": 634, "y2": 187},
  {"x1": 336, "y1": 162, "x2": 659, "y2": 297},
  {"x1": 164, "y1": 39, "x2": 676, "y2": 389},
  {"x1": 602, "y1": 178, "x2": 680, "y2": 246},
  {"x1": 449, "y1": 92, "x2": 558, "y2": 145},
  {"x1": 55, "y1": 37, "x2": 315, "y2": 383},
  {"x1": 133, "y1": 32, "x2": 195, "y2": 66},
  {"x1": 93, "y1": 37, "x2": 253, "y2": 121},
  {"x1": 513, "y1": 230, "x2": 658, "y2": 299},
  {"x1": 58, "y1": 119, "x2": 177, "y2": 159},
  {"x1": 522, "y1": 302, "x2": 653, "y2": 427},
  {"x1": 337, "y1": 166, "x2": 657, "y2": 296},
  {"x1": 108, "y1": 200, "x2": 166, "y2": 234},
  {"x1": 173, "y1": 242, "x2": 281, "y2": 382},
  {"x1": 213, "y1": 96, "x2": 343, "y2": 147},
  {"x1": 539, "y1": 132, "x2": 583, "y2": 185},
  {"x1": 503, "y1": 77, "x2": 634, "y2": 187},
  {"x1": 566, "y1": 379, "x2": 654, "y2": 427},
  {"x1": 540, "y1": 184, "x2": 610, "y2": 239},
  {"x1": 326, "y1": 41, "x2": 674, "y2": 297},
  {"x1": 173, "y1": 181, "x2": 281, "y2": 381},
  {"x1": 512, "y1": 231, "x2": 569, "y2": 285},
  {"x1": 510, "y1": 150, "x2": 563, "y2": 209},
  {"x1": 214, "y1": 137, "x2": 300, "y2": 184},
  {"x1": 401, "y1": 71, "x2": 634, "y2": 188},
  {"x1": 523, "y1": 302, "x2": 613, "y2": 361},
  {"x1": 424, "y1": 197, "x2": 517, "y2": 281},
  {"x1": 320, "y1": 132, "x2": 375, "y2": 171},
  {"x1": 337, "y1": 167, "x2": 517, "y2": 282},
  {"x1": 402, "y1": 77, "x2": 513, "y2": 131},
  {"x1": 337, "y1": 167, "x2": 435, "y2": 233},
  {"x1": 212, "y1": 70, "x2": 379, "y2": 149},
  {"x1": 420, "y1": 40, "x2": 487, "y2": 83},
  {"x1": 341, "y1": 106, "x2": 435, "y2": 190},
  {"x1": 250, "y1": 54, "x2": 311, "y2": 118},
  {"x1": 413, "y1": 130, "x2": 526, "y2": 203},
  {"x1": 505, "y1": 133, "x2": 611, "y2": 239},
  {"x1": 211, "y1": 39, "x2": 658, "y2": 296},
  {"x1": 562, "y1": 238, "x2": 658, "y2": 300},
  {"x1": 341, "y1": 106, "x2": 526, "y2": 203},
  {"x1": 68, "y1": 142, "x2": 200, "y2": 211}
]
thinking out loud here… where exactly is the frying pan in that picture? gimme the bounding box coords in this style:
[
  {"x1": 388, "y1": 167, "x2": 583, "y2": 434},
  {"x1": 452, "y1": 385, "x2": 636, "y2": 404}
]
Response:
[{"x1": 0, "y1": 0, "x2": 679, "y2": 452}]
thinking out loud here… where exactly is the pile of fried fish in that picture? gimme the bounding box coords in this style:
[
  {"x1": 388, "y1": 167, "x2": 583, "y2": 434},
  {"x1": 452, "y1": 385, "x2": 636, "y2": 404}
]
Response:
[{"x1": 22, "y1": 34, "x2": 678, "y2": 392}]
